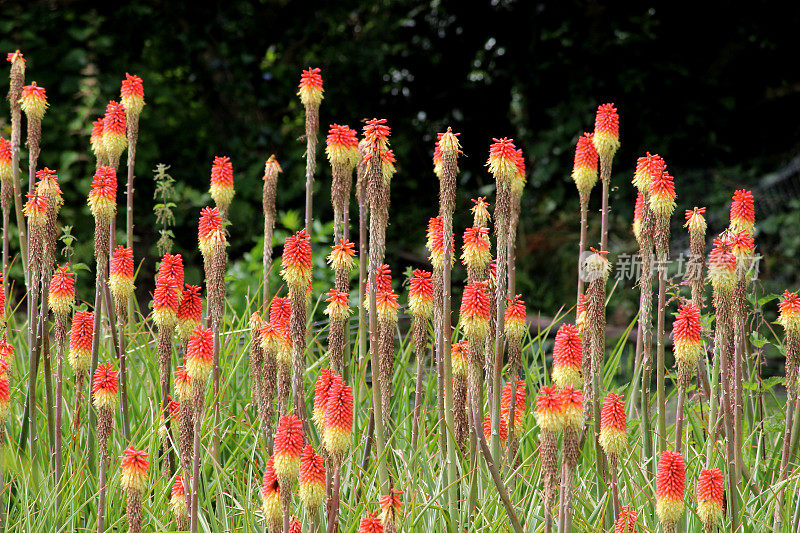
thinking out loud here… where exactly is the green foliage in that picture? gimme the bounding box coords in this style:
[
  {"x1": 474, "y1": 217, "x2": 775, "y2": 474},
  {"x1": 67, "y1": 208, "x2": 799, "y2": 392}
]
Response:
[{"x1": 153, "y1": 163, "x2": 177, "y2": 255}]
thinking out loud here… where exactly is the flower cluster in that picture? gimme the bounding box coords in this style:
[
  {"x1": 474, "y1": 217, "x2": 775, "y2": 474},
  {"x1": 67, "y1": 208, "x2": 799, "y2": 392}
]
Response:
[
  {"x1": 120, "y1": 73, "x2": 145, "y2": 117},
  {"x1": 281, "y1": 229, "x2": 312, "y2": 289},
  {"x1": 592, "y1": 103, "x2": 620, "y2": 161},
  {"x1": 103, "y1": 101, "x2": 127, "y2": 163},
  {"x1": 553, "y1": 323, "x2": 582, "y2": 388},
  {"x1": 210, "y1": 156, "x2": 235, "y2": 213},
  {"x1": 326, "y1": 124, "x2": 359, "y2": 168},
  {"x1": 88, "y1": 166, "x2": 117, "y2": 221},
  {"x1": 599, "y1": 393, "x2": 626, "y2": 459},
  {"x1": 408, "y1": 269, "x2": 433, "y2": 320},
  {"x1": 49, "y1": 264, "x2": 75, "y2": 316},
  {"x1": 571, "y1": 132, "x2": 598, "y2": 195},
  {"x1": 298, "y1": 67, "x2": 324, "y2": 107}
]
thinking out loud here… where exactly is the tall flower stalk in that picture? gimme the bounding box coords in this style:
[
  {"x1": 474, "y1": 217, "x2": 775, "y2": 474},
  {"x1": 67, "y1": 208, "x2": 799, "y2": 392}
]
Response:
[
  {"x1": 376, "y1": 272, "x2": 399, "y2": 429},
  {"x1": 102, "y1": 101, "x2": 127, "y2": 169},
  {"x1": 672, "y1": 303, "x2": 702, "y2": 452},
  {"x1": 451, "y1": 340, "x2": 469, "y2": 450},
  {"x1": 298, "y1": 67, "x2": 323, "y2": 231},
  {"x1": 326, "y1": 124, "x2": 359, "y2": 243},
  {"x1": 120, "y1": 73, "x2": 144, "y2": 248},
  {"x1": 599, "y1": 393, "x2": 626, "y2": 519},
  {"x1": 684, "y1": 207, "x2": 711, "y2": 399},
  {"x1": 121, "y1": 446, "x2": 149, "y2": 533},
  {"x1": 326, "y1": 240, "x2": 356, "y2": 373},
  {"x1": 655, "y1": 450, "x2": 685, "y2": 533},
  {"x1": 591, "y1": 103, "x2": 620, "y2": 252},
  {"x1": 299, "y1": 444, "x2": 325, "y2": 530},
  {"x1": 186, "y1": 324, "x2": 214, "y2": 532},
  {"x1": 110, "y1": 245, "x2": 135, "y2": 436},
  {"x1": 571, "y1": 133, "x2": 598, "y2": 300},
  {"x1": 556, "y1": 386, "x2": 584, "y2": 532},
  {"x1": 504, "y1": 294, "x2": 526, "y2": 460},
  {"x1": 697, "y1": 468, "x2": 724, "y2": 533},
  {"x1": 535, "y1": 385, "x2": 563, "y2": 532},
  {"x1": 174, "y1": 363, "x2": 193, "y2": 512},
  {"x1": 274, "y1": 414, "x2": 304, "y2": 533},
  {"x1": 6, "y1": 51, "x2": 28, "y2": 275},
  {"x1": 67, "y1": 310, "x2": 93, "y2": 448},
  {"x1": 408, "y1": 269, "x2": 433, "y2": 449},
  {"x1": 262, "y1": 156, "x2": 281, "y2": 311},
  {"x1": 776, "y1": 290, "x2": 800, "y2": 522},
  {"x1": 93, "y1": 363, "x2": 118, "y2": 533},
  {"x1": 323, "y1": 373, "x2": 353, "y2": 533}
]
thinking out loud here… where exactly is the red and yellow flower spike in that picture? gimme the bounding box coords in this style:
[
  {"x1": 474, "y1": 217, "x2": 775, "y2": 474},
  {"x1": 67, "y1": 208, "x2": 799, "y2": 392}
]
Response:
[
  {"x1": 655, "y1": 450, "x2": 685, "y2": 528},
  {"x1": 708, "y1": 237, "x2": 736, "y2": 295},
  {"x1": 326, "y1": 124, "x2": 360, "y2": 169},
  {"x1": 324, "y1": 289, "x2": 351, "y2": 322},
  {"x1": 486, "y1": 137, "x2": 519, "y2": 184},
  {"x1": 269, "y1": 295, "x2": 290, "y2": 325},
  {"x1": 501, "y1": 379, "x2": 526, "y2": 424},
  {"x1": 323, "y1": 374, "x2": 353, "y2": 460},
  {"x1": 470, "y1": 196, "x2": 491, "y2": 227},
  {"x1": 0, "y1": 366, "x2": 8, "y2": 423},
  {"x1": 88, "y1": 166, "x2": 117, "y2": 221},
  {"x1": 648, "y1": 170, "x2": 676, "y2": 219},
  {"x1": 571, "y1": 132, "x2": 598, "y2": 196},
  {"x1": 157, "y1": 253, "x2": 185, "y2": 300},
  {"x1": 559, "y1": 386, "x2": 584, "y2": 431},
  {"x1": 363, "y1": 118, "x2": 390, "y2": 151},
  {"x1": 23, "y1": 193, "x2": 48, "y2": 227},
  {"x1": 553, "y1": 323, "x2": 583, "y2": 388},
  {"x1": 90, "y1": 118, "x2": 106, "y2": 161},
  {"x1": 598, "y1": 392, "x2": 626, "y2": 459},
  {"x1": 121, "y1": 446, "x2": 150, "y2": 493},
  {"x1": 185, "y1": 324, "x2": 214, "y2": 384},
  {"x1": 408, "y1": 269, "x2": 433, "y2": 320},
  {"x1": 0, "y1": 342, "x2": 12, "y2": 373},
  {"x1": 68, "y1": 310, "x2": 94, "y2": 374},
  {"x1": 673, "y1": 303, "x2": 702, "y2": 387},
  {"x1": 173, "y1": 363, "x2": 192, "y2": 402},
  {"x1": 170, "y1": 475, "x2": 188, "y2": 526},
  {"x1": 0, "y1": 137, "x2": 11, "y2": 182},
  {"x1": 632, "y1": 153, "x2": 665, "y2": 193},
  {"x1": 210, "y1": 156, "x2": 235, "y2": 214},
  {"x1": 109, "y1": 245, "x2": 135, "y2": 305},
  {"x1": 451, "y1": 340, "x2": 469, "y2": 379},
  {"x1": 20, "y1": 82, "x2": 48, "y2": 120},
  {"x1": 779, "y1": 290, "x2": 800, "y2": 334},
  {"x1": 289, "y1": 517, "x2": 302, "y2": 533},
  {"x1": 298, "y1": 67, "x2": 324, "y2": 108},
  {"x1": 684, "y1": 206, "x2": 707, "y2": 236},
  {"x1": 261, "y1": 456, "x2": 282, "y2": 528},
  {"x1": 312, "y1": 368, "x2": 336, "y2": 431},
  {"x1": 35, "y1": 167, "x2": 61, "y2": 208},
  {"x1": 535, "y1": 385, "x2": 564, "y2": 433},
  {"x1": 298, "y1": 444, "x2": 326, "y2": 511},
  {"x1": 92, "y1": 363, "x2": 119, "y2": 411},
  {"x1": 729, "y1": 189, "x2": 755, "y2": 234},
  {"x1": 461, "y1": 226, "x2": 491, "y2": 272},
  {"x1": 120, "y1": 73, "x2": 145, "y2": 118},
  {"x1": 358, "y1": 513, "x2": 384, "y2": 533},
  {"x1": 376, "y1": 289, "x2": 399, "y2": 324},
  {"x1": 281, "y1": 229, "x2": 312, "y2": 289},
  {"x1": 576, "y1": 293, "x2": 588, "y2": 333},
  {"x1": 153, "y1": 278, "x2": 180, "y2": 329},
  {"x1": 379, "y1": 488, "x2": 404, "y2": 530},
  {"x1": 102, "y1": 101, "x2": 127, "y2": 164},
  {"x1": 504, "y1": 294, "x2": 527, "y2": 342},
  {"x1": 198, "y1": 206, "x2": 225, "y2": 259},
  {"x1": 614, "y1": 506, "x2": 638, "y2": 533},
  {"x1": 633, "y1": 192, "x2": 643, "y2": 240},
  {"x1": 49, "y1": 264, "x2": 75, "y2": 316},
  {"x1": 274, "y1": 414, "x2": 304, "y2": 483},
  {"x1": 592, "y1": 102, "x2": 620, "y2": 161},
  {"x1": 176, "y1": 285, "x2": 203, "y2": 343},
  {"x1": 327, "y1": 239, "x2": 356, "y2": 272},
  {"x1": 459, "y1": 281, "x2": 491, "y2": 340},
  {"x1": 484, "y1": 413, "x2": 508, "y2": 447},
  {"x1": 696, "y1": 468, "x2": 724, "y2": 530},
  {"x1": 425, "y1": 215, "x2": 453, "y2": 270}
]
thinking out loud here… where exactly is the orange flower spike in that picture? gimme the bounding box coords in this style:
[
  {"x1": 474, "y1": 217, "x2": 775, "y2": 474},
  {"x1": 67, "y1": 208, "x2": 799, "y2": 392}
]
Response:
[
  {"x1": 731, "y1": 231, "x2": 755, "y2": 263},
  {"x1": 408, "y1": 269, "x2": 434, "y2": 320},
  {"x1": 571, "y1": 132, "x2": 598, "y2": 196},
  {"x1": 460, "y1": 281, "x2": 491, "y2": 340},
  {"x1": 599, "y1": 393, "x2": 626, "y2": 459},
  {"x1": 185, "y1": 324, "x2": 214, "y2": 384},
  {"x1": 120, "y1": 73, "x2": 145, "y2": 118},
  {"x1": 559, "y1": 386, "x2": 584, "y2": 430},
  {"x1": 504, "y1": 294, "x2": 527, "y2": 342},
  {"x1": 326, "y1": 124, "x2": 359, "y2": 169},
  {"x1": 483, "y1": 413, "x2": 508, "y2": 447},
  {"x1": 461, "y1": 226, "x2": 491, "y2": 271},
  {"x1": 358, "y1": 513, "x2": 384, "y2": 533},
  {"x1": 376, "y1": 264, "x2": 392, "y2": 293},
  {"x1": 176, "y1": 285, "x2": 203, "y2": 342},
  {"x1": 210, "y1": 156, "x2": 235, "y2": 213},
  {"x1": 470, "y1": 197, "x2": 491, "y2": 227},
  {"x1": 324, "y1": 289, "x2": 351, "y2": 322},
  {"x1": 88, "y1": 166, "x2": 117, "y2": 221},
  {"x1": 152, "y1": 278, "x2": 181, "y2": 329},
  {"x1": 102, "y1": 100, "x2": 127, "y2": 162},
  {"x1": 23, "y1": 193, "x2": 48, "y2": 227},
  {"x1": 379, "y1": 488, "x2": 404, "y2": 529},
  {"x1": 261, "y1": 456, "x2": 282, "y2": 526},
  {"x1": 486, "y1": 137, "x2": 519, "y2": 185},
  {"x1": 323, "y1": 375, "x2": 353, "y2": 459},
  {"x1": 281, "y1": 229, "x2": 312, "y2": 289},
  {"x1": 500, "y1": 379, "x2": 527, "y2": 424},
  {"x1": 198, "y1": 206, "x2": 225, "y2": 258},
  {"x1": 376, "y1": 290, "x2": 399, "y2": 324},
  {"x1": 20, "y1": 82, "x2": 48, "y2": 120},
  {"x1": 0, "y1": 137, "x2": 11, "y2": 182},
  {"x1": 696, "y1": 468, "x2": 724, "y2": 529},
  {"x1": 673, "y1": 303, "x2": 702, "y2": 370},
  {"x1": 0, "y1": 370, "x2": 9, "y2": 423},
  {"x1": 68, "y1": 310, "x2": 94, "y2": 374},
  {"x1": 779, "y1": 290, "x2": 800, "y2": 334},
  {"x1": 633, "y1": 192, "x2": 643, "y2": 240},
  {"x1": 273, "y1": 414, "x2": 304, "y2": 483},
  {"x1": 157, "y1": 253, "x2": 185, "y2": 292},
  {"x1": 49, "y1": 264, "x2": 75, "y2": 316},
  {"x1": 655, "y1": 451, "x2": 686, "y2": 528},
  {"x1": 289, "y1": 517, "x2": 302, "y2": 533},
  {"x1": 684, "y1": 206, "x2": 707, "y2": 236},
  {"x1": 362, "y1": 118, "x2": 390, "y2": 151},
  {"x1": 0, "y1": 342, "x2": 13, "y2": 371},
  {"x1": 535, "y1": 385, "x2": 564, "y2": 433},
  {"x1": 269, "y1": 296, "x2": 291, "y2": 326},
  {"x1": 614, "y1": 506, "x2": 638, "y2": 533},
  {"x1": 121, "y1": 446, "x2": 150, "y2": 493},
  {"x1": 109, "y1": 246, "x2": 135, "y2": 303},
  {"x1": 426, "y1": 215, "x2": 453, "y2": 269},
  {"x1": 298, "y1": 444, "x2": 326, "y2": 511},
  {"x1": 35, "y1": 167, "x2": 62, "y2": 208},
  {"x1": 632, "y1": 152, "x2": 666, "y2": 193},
  {"x1": 730, "y1": 189, "x2": 755, "y2": 234},
  {"x1": 708, "y1": 237, "x2": 737, "y2": 294},
  {"x1": 92, "y1": 363, "x2": 119, "y2": 411},
  {"x1": 327, "y1": 239, "x2": 356, "y2": 272},
  {"x1": 170, "y1": 475, "x2": 188, "y2": 522},
  {"x1": 312, "y1": 368, "x2": 335, "y2": 431},
  {"x1": 173, "y1": 363, "x2": 192, "y2": 402},
  {"x1": 433, "y1": 132, "x2": 445, "y2": 178},
  {"x1": 552, "y1": 323, "x2": 583, "y2": 388},
  {"x1": 451, "y1": 340, "x2": 469, "y2": 379},
  {"x1": 592, "y1": 102, "x2": 620, "y2": 161},
  {"x1": 648, "y1": 170, "x2": 677, "y2": 219},
  {"x1": 298, "y1": 67, "x2": 324, "y2": 108},
  {"x1": 576, "y1": 293, "x2": 588, "y2": 333},
  {"x1": 90, "y1": 118, "x2": 106, "y2": 161}
]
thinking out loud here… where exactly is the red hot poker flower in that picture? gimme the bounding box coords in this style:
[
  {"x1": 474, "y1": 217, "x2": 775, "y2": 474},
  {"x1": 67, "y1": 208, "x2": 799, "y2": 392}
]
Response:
[
  {"x1": 363, "y1": 118, "x2": 390, "y2": 150},
  {"x1": 696, "y1": 468, "x2": 724, "y2": 528},
  {"x1": 553, "y1": 323, "x2": 583, "y2": 388},
  {"x1": 779, "y1": 290, "x2": 800, "y2": 333},
  {"x1": 324, "y1": 375, "x2": 353, "y2": 458},
  {"x1": 88, "y1": 166, "x2": 117, "y2": 221},
  {"x1": 210, "y1": 156, "x2": 235, "y2": 211},
  {"x1": 153, "y1": 278, "x2": 181, "y2": 329},
  {"x1": 535, "y1": 385, "x2": 564, "y2": 433},
  {"x1": 408, "y1": 269, "x2": 433, "y2": 319},
  {"x1": 298, "y1": 67, "x2": 324, "y2": 107},
  {"x1": 102, "y1": 100, "x2": 127, "y2": 161},
  {"x1": 460, "y1": 281, "x2": 491, "y2": 339},
  {"x1": 684, "y1": 206, "x2": 707, "y2": 236},
  {"x1": 24, "y1": 193, "x2": 48, "y2": 226},
  {"x1": 324, "y1": 289, "x2": 351, "y2": 322},
  {"x1": 500, "y1": 379, "x2": 526, "y2": 424},
  {"x1": 504, "y1": 294, "x2": 527, "y2": 342},
  {"x1": 49, "y1": 264, "x2": 75, "y2": 316},
  {"x1": 470, "y1": 196, "x2": 491, "y2": 226},
  {"x1": 632, "y1": 152, "x2": 666, "y2": 192},
  {"x1": 157, "y1": 253, "x2": 184, "y2": 298},
  {"x1": 614, "y1": 506, "x2": 638, "y2": 533},
  {"x1": 730, "y1": 189, "x2": 755, "y2": 234},
  {"x1": 327, "y1": 239, "x2": 356, "y2": 272},
  {"x1": 92, "y1": 363, "x2": 119, "y2": 411},
  {"x1": 68, "y1": 310, "x2": 94, "y2": 374},
  {"x1": 461, "y1": 226, "x2": 491, "y2": 271},
  {"x1": 298, "y1": 444, "x2": 326, "y2": 510},
  {"x1": 326, "y1": 124, "x2": 359, "y2": 168},
  {"x1": 198, "y1": 206, "x2": 225, "y2": 258},
  {"x1": 109, "y1": 246, "x2": 135, "y2": 303},
  {"x1": 571, "y1": 132, "x2": 598, "y2": 195},
  {"x1": 486, "y1": 137, "x2": 519, "y2": 184},
  {"x1": 648, "y1": 170, "x2": 676, "y2": 218},
  {"x1": 120, "y1": 73, "x2": 145, "y2": 117},
  {"x1": 20, "y1": 82, "x2": 48, "y2": 120},
  {"x1": 186, "y1": 324, "x2": 214, "y2": 383},
  {"x1": 656, "y1": 451, "x2": 686, "y2": 527},
  {"x1": 708, "y1": 237, "x2": 736, "y2": 294},
  {"x1": 560, "y1": 386, "x2": 584, "y2": 430},
  {"x1": 483, "y1": 413, "x2": 508, "y2": 447},
  {"x1": 174, "y1": 363, "x2": 192, "y2": 401},
  {"x1": 379, "y1": 488, "x2": 404, "y2": 528},
  {"x1": 593, "y1": 103, "x2": 620, "y2": 160},
  {"x1": 358, "y1": 513, "x2": 384, "y2": 533},
  {"x1": 0, "y1": 137, "x2": 11, "y2": 181},
  {"x1": 121, "y1": 446, "x2": 150, "y2": 493},
  {"x1": 289, "y1": 517, "x2": 302, "y2": 533},
  {"x1": 281, "y1": 229, "x2": 312, "y2": 289},
  {"x1": 274, "y1": 414, "x2": 304, "y2": 481},
  {"x1": 269, "y1": 296, "x2": 291, "y2": 327},
  {"x1": 599, "y1": 393, "x2": 626, "y2": 458},
  {"x1": 673, "y1": 303, "x2": 702, "y2": 369},
  {"x1": 313, "y1": 368, "x2": 336, "y2": 431}
]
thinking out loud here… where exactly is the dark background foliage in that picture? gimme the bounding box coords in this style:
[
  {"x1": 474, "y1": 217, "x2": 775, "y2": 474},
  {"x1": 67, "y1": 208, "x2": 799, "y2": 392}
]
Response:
[{"x1": 1, "y1": 0, "x2": 799, "y2": 321}]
